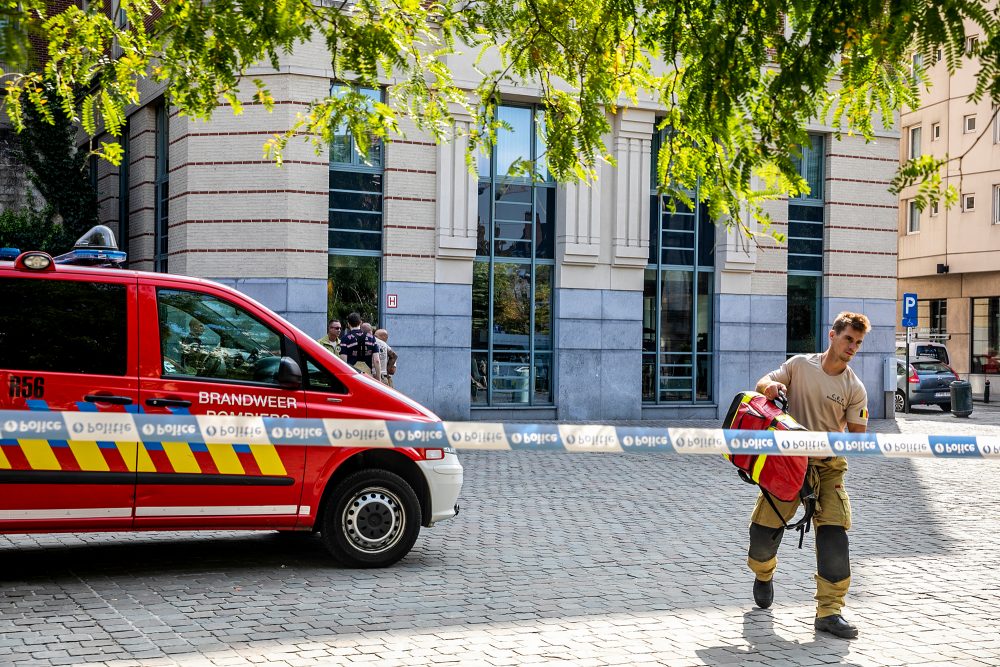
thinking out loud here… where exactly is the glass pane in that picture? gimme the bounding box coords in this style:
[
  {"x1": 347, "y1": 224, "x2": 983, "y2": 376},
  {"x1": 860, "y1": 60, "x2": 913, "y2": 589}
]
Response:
[
  {"x1": 787, "y1": 274, "x2": 821, "y2": 354},
  {"x1": 789, "y1": 205, "x2": 824, "y2": 223},
  {"x1": 496, "y1": 106, "x2": 532, "y2": 177},
  {"x1": 648, "y1": 195, "x2": 659, "y2": 265},
  {"x1": 330, "y1": 171, "x2": 382, "y2": 192},
  {"x1": 330, "y1": 132, "x2": 353, "y2": 164},
  {"x1": 329, "y1": 190, "x2": 382, "y2": 212},
  {"x1": 664, "y1": 230, "x2": 695, "y2": 251},
  {"x1": 533, "y1": 353, "x2": 552, "y2": 403},
  {"x1": 535, "y1": 187, "x2": 555, "y2": 259},
  {"x1": 492, "y1": 263, "x2": 531, "y2": 350},
  {"x1": 697, "y1": 207, "x2": 716, "y2": 268},
  {"x1": 696, "y1": 271, "x2": 712, "y2": 353},
  {"x1": 471, "y1": 351, "x2": 489, "y2": 405},
  {"x1": 329, "y1": 230, "x2": 382, "y2": 252},
  {"x1": 660, "y1": 270, "x2": 693, "y2": 353},
  {"x1": 642, "y1": 269, "x2": 657, "y2": 352},
  {"x1": 477, "y1": 181, "x2": 491, "y2": 256},
  {"x1": 642, "y1": 353, "x2": 657, "y2": 402},
  {"x1": 494, "y1": 183, "x2": 532, "y2": 257},
  {"x1": 329, "y1": 211, "x2": 382, "y2": 232},
  {"x1": 491, "y1": 351, "x2": 531, "y2": 404},
  {"x1": 664, "y1": 210, "x2": 695, "y2": 231},
  {"x1": 789, "y1": 220, "x2": 824, "y2": 238},
  {"x1": 157, "y1": 289, "x2": 283, "y2": 383},
  {"x1": 663, "y1": 248, "x2": 694, "y2": 266},
  {"x1": 788, "y1": 254, "x2": 822, "y2": 272},
  {"x1": 328, "y1": 254, "x2": 380, "y2": 326},
  {"x1": 789, "y1": 238, "x2": 823, "y2": 256},
  {"x1": 805, "y1": 135, "x2": 823, "y2": 198},
  {"x1": 535, "y1": 109, "x2": 549, "y2": 181},
  {"x1": 0, "y1": 279, "x2": 127, "y2": 376},
  {"x1": 534, "y1": 264, "x2": 552, "y2": 347},
  {"x1": 659, "y1": 362, "x2": 692, "y2": 402},
  {"x1": 471, "y1": 262, "x2": 490, "y2": 349},
  {"x1": 696, "y1": 353, "x2": 712, "y2": 401},
  {"x1": 305, "y1": 356, "x2": 348, "y2": 393}
]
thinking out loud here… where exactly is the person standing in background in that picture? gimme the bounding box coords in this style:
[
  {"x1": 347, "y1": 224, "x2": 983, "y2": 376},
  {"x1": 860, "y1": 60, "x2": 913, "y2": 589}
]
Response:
[{"x1": 374, "y1": 328, "x2": 397, "y2": 387}]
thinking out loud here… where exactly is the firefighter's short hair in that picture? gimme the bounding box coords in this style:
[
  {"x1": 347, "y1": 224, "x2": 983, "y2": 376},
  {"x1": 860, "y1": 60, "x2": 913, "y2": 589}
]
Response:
[{"x1": 832, "y1": 311, "x2": 871, "y2": 334}]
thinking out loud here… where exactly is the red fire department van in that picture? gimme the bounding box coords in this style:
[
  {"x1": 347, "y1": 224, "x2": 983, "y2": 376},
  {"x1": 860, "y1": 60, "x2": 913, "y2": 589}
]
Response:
[{"x1": 0, "y1": 227, "x2": 462, "y2": 567}]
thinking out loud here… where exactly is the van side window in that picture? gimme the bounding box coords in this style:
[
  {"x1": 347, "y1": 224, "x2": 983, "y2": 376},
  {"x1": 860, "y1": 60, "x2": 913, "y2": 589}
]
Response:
[
  {"x1": 157, "y1": 289, "x2": 284, "y2": 384},
  {"x1": 304, "y1": 356, "x2": 349, "y2": 394},
  {"x1": 0, "y1": 278, "x2": 127, "y2": 376}
]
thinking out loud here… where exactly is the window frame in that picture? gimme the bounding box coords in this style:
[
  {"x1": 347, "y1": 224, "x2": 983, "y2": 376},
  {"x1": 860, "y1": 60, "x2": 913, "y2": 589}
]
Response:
[
  {"x1": 907, "y1": 200, "x2": 920, "y2": 233},
  {"x1": 786, "y1": 133, "x2": 825, "y2": 355},
  {"x1": 472, "y1": 103, "x2": 555, "y2": 407},
  {"x1": 994, "y1": 185, "x2": 1000, "y2": 224},
  {"x1": 328, "y1": 83, "x2": 385, "y2": 327},
  {"x1": 964, "y1": 114, "x2": 977, "y2": 134},
  {"x1": 908, "y1": 125, "x2": 922, "y2": 159},
  {"x1": 153, "y1": 102, "x2": 169, "y2": 273},
  {"x1": 157, "y1": 287, "x2": 290, "y2": 387},
  {"x1": 963, "y1": 193, "x2": 976, "y2": 212},
  {"x1": 932, "y1": 122, "x2": 941, "y2": 141}
]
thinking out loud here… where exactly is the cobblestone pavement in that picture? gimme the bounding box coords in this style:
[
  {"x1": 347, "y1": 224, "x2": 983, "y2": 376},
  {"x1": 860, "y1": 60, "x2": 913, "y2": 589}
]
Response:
[{"x1": 2, "y1": 411, "x2": 1000, "y2": 666}]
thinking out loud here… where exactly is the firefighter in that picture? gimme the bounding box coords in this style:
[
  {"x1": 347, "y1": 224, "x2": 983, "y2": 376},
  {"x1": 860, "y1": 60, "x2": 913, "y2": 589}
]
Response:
[{"x1": 749, "y1": 311, "x2": 870, "y2": 639}]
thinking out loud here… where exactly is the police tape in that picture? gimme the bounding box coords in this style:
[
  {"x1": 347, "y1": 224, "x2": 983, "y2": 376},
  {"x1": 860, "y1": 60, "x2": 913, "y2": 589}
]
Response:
[{"x1": 1, "y1": 410, "x2": 999, "y2": 459}]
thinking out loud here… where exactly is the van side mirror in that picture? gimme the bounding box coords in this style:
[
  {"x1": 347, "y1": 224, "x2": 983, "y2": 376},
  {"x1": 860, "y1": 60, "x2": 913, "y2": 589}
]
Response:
[{"x1": 277, "y1": 356, "x2": 302, "y2": 389}]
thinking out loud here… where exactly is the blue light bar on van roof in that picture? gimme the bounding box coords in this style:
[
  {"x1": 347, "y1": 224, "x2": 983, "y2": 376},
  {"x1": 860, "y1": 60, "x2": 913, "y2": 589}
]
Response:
[
  {"x1": 53, "y1": 248, "x2": 128, "y2": 267},
  {"x1": 0, "y1": 248, "x2": 20, "y2": 261}
]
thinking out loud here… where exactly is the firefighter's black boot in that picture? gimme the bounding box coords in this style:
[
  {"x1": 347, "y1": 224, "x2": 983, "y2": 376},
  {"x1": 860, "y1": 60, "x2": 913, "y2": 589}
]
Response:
[
  {"x1": 753, "y1": 578, "x2": 773, "y2": 609},
  {"x1": 814, "y1": 614, "x2": 858, "y2": 639}
]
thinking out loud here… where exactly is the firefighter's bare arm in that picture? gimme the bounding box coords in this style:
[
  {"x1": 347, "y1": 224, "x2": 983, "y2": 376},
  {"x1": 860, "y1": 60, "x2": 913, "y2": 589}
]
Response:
[
  {"x1": 756, "y1": 378, "x2": 787, "y2": 400},
  {"x1": 846, "y1": 423, "x2": 866, "y2": 433}
]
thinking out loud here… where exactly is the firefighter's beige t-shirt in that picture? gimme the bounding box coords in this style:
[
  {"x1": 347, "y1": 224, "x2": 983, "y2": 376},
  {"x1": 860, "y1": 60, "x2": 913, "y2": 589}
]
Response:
[{"x1": 767, "y1": 353, "x2": 869, "y2": 433}]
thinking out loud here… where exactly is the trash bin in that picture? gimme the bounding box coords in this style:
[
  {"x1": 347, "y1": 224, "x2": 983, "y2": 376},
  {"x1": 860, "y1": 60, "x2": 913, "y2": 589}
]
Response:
[{"x1": 950, "y1": 380, "x2": 973, "y2": 418}]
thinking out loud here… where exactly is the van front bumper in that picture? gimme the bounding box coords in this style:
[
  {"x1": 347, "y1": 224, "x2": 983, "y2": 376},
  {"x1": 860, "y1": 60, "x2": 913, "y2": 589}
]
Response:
[{"x1": 416, "y1": 452, "x2": 463, "y2": 526}]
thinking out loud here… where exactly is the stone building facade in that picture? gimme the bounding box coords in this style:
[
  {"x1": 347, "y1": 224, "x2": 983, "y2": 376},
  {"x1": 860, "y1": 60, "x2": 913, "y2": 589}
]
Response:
[{"x1": 88, "y1": 44, "x2": 899, "y2": 421}]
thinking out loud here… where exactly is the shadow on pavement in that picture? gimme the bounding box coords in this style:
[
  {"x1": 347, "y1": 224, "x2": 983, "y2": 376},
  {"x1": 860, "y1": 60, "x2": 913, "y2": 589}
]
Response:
[{"x1": 695, "y1": 609, "x2": 863, "y2": 667}]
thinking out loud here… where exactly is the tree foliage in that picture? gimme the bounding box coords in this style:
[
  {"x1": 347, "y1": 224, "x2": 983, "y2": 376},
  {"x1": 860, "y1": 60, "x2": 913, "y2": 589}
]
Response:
[
  {"x1": 17, "y1": 93, "x2": 100, "y2": 240},
  {"x1": 3, "y1": 0, "x2": 998, "y2": 234}
]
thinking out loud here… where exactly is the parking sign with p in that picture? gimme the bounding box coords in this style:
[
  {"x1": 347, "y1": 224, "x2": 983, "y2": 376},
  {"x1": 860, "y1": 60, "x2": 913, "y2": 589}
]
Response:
[{"x1": 902, "y1": 292, "x2": 918, "y2": 328}]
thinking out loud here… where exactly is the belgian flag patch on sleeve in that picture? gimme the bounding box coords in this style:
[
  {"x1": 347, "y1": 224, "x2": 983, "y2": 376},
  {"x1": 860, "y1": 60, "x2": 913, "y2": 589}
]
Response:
[{"x1": 859, "y1": 407, "x2": 869, "y2": 420}]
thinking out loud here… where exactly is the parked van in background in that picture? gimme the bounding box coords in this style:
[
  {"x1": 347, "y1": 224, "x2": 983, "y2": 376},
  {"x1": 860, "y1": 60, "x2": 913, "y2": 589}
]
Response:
[
  {"x1": 896, "y1": 339, "x2": 951, "y2": 366},
  {"x1": 0, "y1": 227, "x2": 462, "y2": 567}
]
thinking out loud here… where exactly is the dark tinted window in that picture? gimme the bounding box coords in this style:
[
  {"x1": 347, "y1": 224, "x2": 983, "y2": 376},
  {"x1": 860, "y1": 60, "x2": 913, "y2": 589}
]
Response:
[
  {"x1": 304, "y1": 356, "x2": 348, "y2": 394},
  {"x1": 913, "y1": 361, "x2": 952, "y2": 374},
  {"x1": 0, "y1": 278, "x2": 128, "y2": 375}
]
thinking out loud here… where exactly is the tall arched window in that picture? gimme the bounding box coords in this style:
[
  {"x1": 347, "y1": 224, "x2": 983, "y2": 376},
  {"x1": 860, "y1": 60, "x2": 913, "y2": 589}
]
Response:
[
  {"x1": 642, "y1": 129, "x2": 715, "y2": 404},
  {"x1": 471, "y1": 105, "x2": 554, "y2": 406}
]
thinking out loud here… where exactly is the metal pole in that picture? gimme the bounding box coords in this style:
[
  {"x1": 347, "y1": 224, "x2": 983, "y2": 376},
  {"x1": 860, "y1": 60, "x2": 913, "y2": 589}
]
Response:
[{"x1": 906, "y1": 326, "x2": 911, "y2": 413}]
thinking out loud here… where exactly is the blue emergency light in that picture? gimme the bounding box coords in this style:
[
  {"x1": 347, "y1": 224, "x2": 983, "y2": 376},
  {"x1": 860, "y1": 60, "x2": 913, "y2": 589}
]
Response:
[
  {"x1": 0, "y1": 247, "x2": 20, "y2": 261},
  {"x1": 53, "y1": 225, "x2": 127, "y2": 267}
]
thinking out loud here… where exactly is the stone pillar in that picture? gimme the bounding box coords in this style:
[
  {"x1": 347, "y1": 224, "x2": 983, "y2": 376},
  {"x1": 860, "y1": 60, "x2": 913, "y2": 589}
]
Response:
[{"x1": 555, "y1": 109, "x2": 652, "y2": 420}]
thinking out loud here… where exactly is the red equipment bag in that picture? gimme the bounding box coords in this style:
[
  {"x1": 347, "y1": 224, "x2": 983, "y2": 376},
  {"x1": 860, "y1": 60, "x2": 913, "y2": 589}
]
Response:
[{"x1": 722, "y1": 391, "x2": 816, "y2": 547}]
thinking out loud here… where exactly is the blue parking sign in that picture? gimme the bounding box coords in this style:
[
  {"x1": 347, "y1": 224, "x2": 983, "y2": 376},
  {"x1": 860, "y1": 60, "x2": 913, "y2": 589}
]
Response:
[{"x1": 902, "y1": 292, "x2": 918, "y2": 328}]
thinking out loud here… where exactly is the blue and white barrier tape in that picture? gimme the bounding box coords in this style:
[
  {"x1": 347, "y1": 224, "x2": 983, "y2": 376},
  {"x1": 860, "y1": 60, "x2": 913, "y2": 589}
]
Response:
[{"x1": 1, "y1": 411, "x2": 998, "y2": 459}]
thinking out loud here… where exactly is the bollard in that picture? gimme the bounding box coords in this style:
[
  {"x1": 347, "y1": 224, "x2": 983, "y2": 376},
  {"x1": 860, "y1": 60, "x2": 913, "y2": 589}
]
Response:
[
  {"x1": 951, "y1": 380, "x2": 973, "y2": 418},
  {"x1": 986, "y1": 379, "x2": 991, "y2": 404}
]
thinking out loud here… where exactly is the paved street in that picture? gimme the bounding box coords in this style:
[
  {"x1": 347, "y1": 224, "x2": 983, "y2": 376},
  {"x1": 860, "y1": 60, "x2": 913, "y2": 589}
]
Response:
[{"x1": 2, "y1": 409, "x2": 1000, "y2": 666}]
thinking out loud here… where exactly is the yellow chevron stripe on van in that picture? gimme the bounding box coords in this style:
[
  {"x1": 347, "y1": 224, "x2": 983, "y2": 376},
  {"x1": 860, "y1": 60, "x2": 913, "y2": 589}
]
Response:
[
  {"x1": 135, "y1": 442, "x2": 156, "y2": 472},
  {"x1": 751, "y1": 455, "x2": 768, "y2": 483},
  {"x1": 162, "y1": 442, "x2": 201, "y2": 473},
  {"x1": 0, "y1": 446, "x2": 10, "y2": 469},
  {"x1": 207, "y1": 444, "x2": 244, "y2": 475},
  {"x1": 111, "y1": 442, "x2": 140, "y2": 472},
  {"x1": 250, "y1": 444, "x2": 286, "y2": 476},
  {"x1": 68, "y1": 441, "x2": 110, "y2": 472},
  {"x1": 19, "y1": 439, "x2": 60, "y2": 470}
]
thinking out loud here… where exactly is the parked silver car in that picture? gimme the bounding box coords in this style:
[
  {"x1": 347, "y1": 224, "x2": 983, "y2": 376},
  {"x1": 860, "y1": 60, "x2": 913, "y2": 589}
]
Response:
[{"x1": 895, "y1": 357, "x2": 960, "y2": 411}]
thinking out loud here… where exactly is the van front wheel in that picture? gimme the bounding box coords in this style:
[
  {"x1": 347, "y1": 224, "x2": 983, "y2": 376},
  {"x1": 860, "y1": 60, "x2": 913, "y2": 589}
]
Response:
[{"x1": 320, "y1": 469, "x2": 421, "y2": 568}]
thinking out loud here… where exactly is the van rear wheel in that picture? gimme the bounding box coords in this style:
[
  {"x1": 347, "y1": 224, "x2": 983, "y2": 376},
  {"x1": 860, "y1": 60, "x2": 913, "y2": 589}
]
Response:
[{"x1": 320, "y1": 469, "x2": 421, "y2": 568}]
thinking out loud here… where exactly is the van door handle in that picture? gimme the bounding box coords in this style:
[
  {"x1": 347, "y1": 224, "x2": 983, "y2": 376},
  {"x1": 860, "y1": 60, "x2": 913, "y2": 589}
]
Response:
[
  {"x1": 326, "y1": 397, "x2": 343, "y2": 403},
  {"x1": 145, "y1": 398, "x2": 193, "y2": 408},
  {"x1": 84, "y1": 394, "x2": 134, "y2": 405}
]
